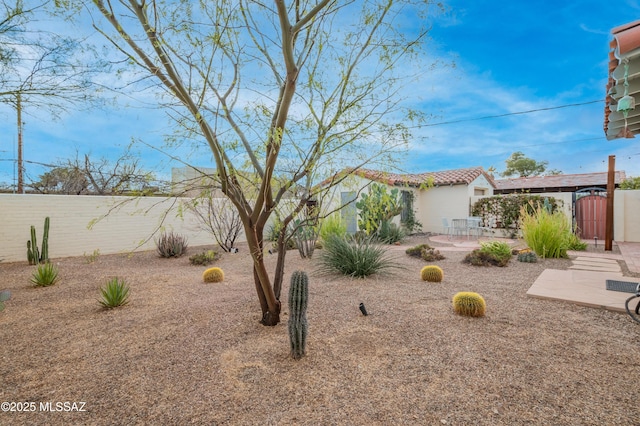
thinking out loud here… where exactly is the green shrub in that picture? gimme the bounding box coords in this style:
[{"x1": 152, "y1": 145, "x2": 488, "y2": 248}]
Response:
[
  {"x1": 375, "y1": 220, "x2": 406, "y2": 244},
  {"x1": 203, "y1": 267, "x2": 225, "y2": 283},
  {"x1": 520, "y1": 205, "x2": 571, "y2": 258},
  {"x1": 566, "y1": 232, "x2": 588, "y2": 251},
  {"x1": 31, "y1": 263, "x2": 59, "y2": 287},
  {"x1": 155, "y1": 231, "x2": 188, "y2": 258},
  {"x1": 406, "y1": 243, "x2": 430, "y2": 257},
  {"x1": 479, "y1": 241, "x2": 512, "y2": 265},
  {"x1": 84, "y1": 249, "x2": 100, "y2": 264},
  {"x1": 463, "y1": 249, "x2": 509, "y2": 267},
  {"x1": 420, "y1": 265, "x2": 443, "y2": 282},
  {"x1": 318, "y1": 235, "x2": 396, "y2": 278},
  {"x1": 421, "y1": 248, "x2": 445, "y2": 261},
  {"x1": 189, "y1": 250, "x2": 219, "y2": 265},
  {"x1": 452, "y1": 292, "x2": 486, "y2": 317},
  {"x1": 98, "y1": 277, "x2": 130, "y2": 309},
  {"x1": 319, "y1": 213, "x2": 347, "y2": 242}
]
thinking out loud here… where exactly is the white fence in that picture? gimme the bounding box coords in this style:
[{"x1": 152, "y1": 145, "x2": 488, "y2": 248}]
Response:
[
  {"x1": 2, "y1": 190, "x2": 640, "y2": 263},
  {"x1": 0, "y1": 194, "x2": 242, "y2": 263}
]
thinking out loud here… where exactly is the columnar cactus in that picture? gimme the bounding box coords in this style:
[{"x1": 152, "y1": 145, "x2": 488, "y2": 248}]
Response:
[
  {"x1": 27, "y1": 217, "x2": 50, "y2": 265},
  {"x1": 420, "y1": 265, "x2": 444, "y2": 282},
  {"x1": 202, "y1": 267, "x2": 225, "y2": 283},
  {"x1": 452, "y1": 292, "x2": 486, "y2": 317},
  {"x1": 288, "y1": 270, "x2": 309, "y2": 360}
]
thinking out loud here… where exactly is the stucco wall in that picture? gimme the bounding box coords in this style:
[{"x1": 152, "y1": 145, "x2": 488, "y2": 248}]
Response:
[
  {"x1": 416, "y1": 184, "x2": 470, "y2": 233},
  {"x1": 614, "y1": 189, "x2": 640, "y2": 242},
  {"x1": 0, "y1": 194, "x2": 237, "y2": 263}
]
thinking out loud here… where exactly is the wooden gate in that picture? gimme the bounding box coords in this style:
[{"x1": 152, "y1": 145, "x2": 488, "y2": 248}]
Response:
[{"x1": 575, "y1": 193, "x2": 607, "y2": 240}]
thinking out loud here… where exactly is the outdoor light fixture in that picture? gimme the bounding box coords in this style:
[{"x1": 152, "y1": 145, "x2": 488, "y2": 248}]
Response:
[
  {"x1": 359, "y1": 302, "x2": 368, "y2": 316},
  {"x1": 617, "y1": 59, "x2": 636, "y2": 138}
]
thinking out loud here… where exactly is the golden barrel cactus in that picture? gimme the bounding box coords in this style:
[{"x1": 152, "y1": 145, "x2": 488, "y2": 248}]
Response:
[
  {"x1": 203, "y1": 267, "x2": 225, "y2": 283},
  {"x1": 452, "y1": 292, "x2": 486, "y2": 317},
  {"x1": 420, "y1": 265, "x2": 444, "y2": 282}
]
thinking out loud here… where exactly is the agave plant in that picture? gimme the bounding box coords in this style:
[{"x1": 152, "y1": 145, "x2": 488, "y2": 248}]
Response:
[
  {"x1": 30, "y1": 263, "x2": 59, "y2": 287},
  {"x1": 99, "y1": 277, "x2": 130, "y2": 309}
]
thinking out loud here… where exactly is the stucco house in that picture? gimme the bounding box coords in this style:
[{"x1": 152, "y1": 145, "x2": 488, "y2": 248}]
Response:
[{"x1": 322, "y1": 166, "x2": 496, "y2": 234}]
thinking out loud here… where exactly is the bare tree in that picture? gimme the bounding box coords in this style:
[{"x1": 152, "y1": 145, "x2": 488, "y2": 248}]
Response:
[
  {"x1": 29, "y1": 151, "x2": 156, "y2": 195},
  {"x1": 68, "y1": 0, "x2": 444, "y2": 325},
  {"x1": 0, "y1": 1, "x2": 106, "y2": 192},
  {"x1": 187, "y1": 189, "x2": 243, "y2": 253}
]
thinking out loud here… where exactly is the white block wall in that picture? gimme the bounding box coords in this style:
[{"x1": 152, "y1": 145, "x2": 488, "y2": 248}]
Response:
[{"x1": 0, "y1": 194, "x2": 244, "y2": 263}]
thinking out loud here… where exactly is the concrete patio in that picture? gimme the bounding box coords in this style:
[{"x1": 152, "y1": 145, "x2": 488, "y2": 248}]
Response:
[{"x1": 428, "y1": 234, "x2": 640, "y2": 314}]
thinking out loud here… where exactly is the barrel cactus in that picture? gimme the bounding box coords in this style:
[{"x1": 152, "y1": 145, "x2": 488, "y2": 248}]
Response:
[
  {"x1": 420, "y1": 265, "x2": 444, "y2": 282},
  {"x1": 452, "y1": 292, "x2": 486, "y2": 317},
  {"x1": 288, "y1": 270, "x2": 309, "y2": 360},
  {"x1": 203, "y1": 267, "x2": 224, "y2": 283}
]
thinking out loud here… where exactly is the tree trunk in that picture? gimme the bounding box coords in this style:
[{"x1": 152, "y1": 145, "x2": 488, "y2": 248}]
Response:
[{"x1": 245, "y1": 222, "x2": 281, "y2": 326}]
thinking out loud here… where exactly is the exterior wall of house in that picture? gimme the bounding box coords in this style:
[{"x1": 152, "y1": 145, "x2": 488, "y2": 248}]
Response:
[
  {"x1": 614, "y1": 189, "x2": 640, "y2": 242},
  {"x1": 416, "y1": 184, "x2": 470, "y2": 234},
  {"x1": 466, "y1": 174, "x2": 494, "y2": 198},
  {"x1": 0, "y1": 194, "x2": 237, "y2": 263}
]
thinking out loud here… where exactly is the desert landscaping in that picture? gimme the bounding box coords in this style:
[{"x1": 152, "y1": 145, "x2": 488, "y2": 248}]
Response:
[{"x1": 1, "y1": 235, "x2": 639, "y2": 425}]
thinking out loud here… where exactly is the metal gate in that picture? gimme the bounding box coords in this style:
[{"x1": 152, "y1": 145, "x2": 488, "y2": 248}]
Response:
[{"x1": 574, "y1": 189, "x2": 607, "y2": 240}]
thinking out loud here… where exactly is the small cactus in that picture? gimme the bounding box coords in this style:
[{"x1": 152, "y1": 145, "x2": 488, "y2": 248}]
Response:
[
  {"x1": 288, "y1": 270, "x2": 309, "y2": 360},
  {"x1": 517, "y1": 251, "x2": 538, "y2": 263},
  {"x1": 0, "y1": 290, "x2": 11, "y2": 312},
  {"x1": 420, "y1": 265, "x2": 444, "y2": 282},
  {"x1": 452, "y1": 292, "x2": 486, "y2": 317},
  {"x1": 203, "y1": 267, "x2": 224, "y2": 283}
]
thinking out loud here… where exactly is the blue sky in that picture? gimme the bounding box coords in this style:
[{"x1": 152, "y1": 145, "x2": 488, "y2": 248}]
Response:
[{"x1": 1, "y1": 1, "x2": 639, "y2": 188}]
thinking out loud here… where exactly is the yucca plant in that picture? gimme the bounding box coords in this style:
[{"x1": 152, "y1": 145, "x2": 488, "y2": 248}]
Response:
[
  {"x1": 318, "y1": 234, "x2": 397, "y2": 278},
  {"x1": 30, "y1": 262, "x2": 59, "y2": 287},
  {"x1": 99, "y1": 277, "x2": 130, "y2": 309}
]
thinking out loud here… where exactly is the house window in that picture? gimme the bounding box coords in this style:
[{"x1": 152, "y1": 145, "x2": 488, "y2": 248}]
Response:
[
  {"x1": 401, "y1": 190, "x2": 412, "y2": 223},
  {"x1": 474, "y1": 188, "x2": 487, "y2": 196}
]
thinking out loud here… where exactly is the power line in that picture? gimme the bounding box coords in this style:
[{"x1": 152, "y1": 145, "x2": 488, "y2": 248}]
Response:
[{"x1": 415, "y1": 99, "x2": 604, "y2": 128}]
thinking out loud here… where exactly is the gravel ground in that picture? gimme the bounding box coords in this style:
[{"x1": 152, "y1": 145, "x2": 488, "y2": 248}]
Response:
[{"x1": 1, "y1": 236, "x2": 639, "y2": 425}]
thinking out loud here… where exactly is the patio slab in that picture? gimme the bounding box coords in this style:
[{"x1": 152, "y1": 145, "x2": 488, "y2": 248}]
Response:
[{"x1": 527, "y1": 269, "x2": 630, "y2": 312}]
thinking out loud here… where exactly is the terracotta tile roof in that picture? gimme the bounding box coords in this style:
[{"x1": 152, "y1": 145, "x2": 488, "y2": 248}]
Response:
[
  {"x1": 322, "y1": 166, "x2": 496, "y2": 188},
  {"x1": 494, "y1": 171, "x2": 627, "y2": 192},
  {"x1": 605, "y1": 20, "x2": 640, "y2": 140}
]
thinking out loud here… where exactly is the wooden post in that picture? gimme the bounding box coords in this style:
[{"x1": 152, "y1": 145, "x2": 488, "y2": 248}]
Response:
[{"x1": 605, "y1": 155, "x2": 615, "y2": 251}]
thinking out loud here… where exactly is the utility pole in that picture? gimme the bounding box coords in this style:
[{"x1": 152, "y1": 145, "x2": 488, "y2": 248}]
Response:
[{"x1": 17, "y1": 93, "x2": 24, "y2": 194}]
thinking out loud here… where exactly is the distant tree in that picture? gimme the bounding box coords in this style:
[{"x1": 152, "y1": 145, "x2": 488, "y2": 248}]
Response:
[
  {"x1": 620, "y1": 176, "x2": 640, "y2": 190},
  {"x1": 501, "y1": 152, "x2": 548, "y2": 178},
  {"x1": 0, "y1": 1, "x2": 105, "y2": 192},
  {"x1": 29, "y1": 165, "x2": 88, "y2": 194},
  {"x1": 29, "y1": 152, "x2": 155, "y2": 195},
  {"x1": 545, "y1": 169, "x2": 563, "y2": 176}
]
